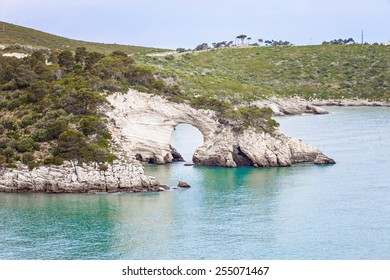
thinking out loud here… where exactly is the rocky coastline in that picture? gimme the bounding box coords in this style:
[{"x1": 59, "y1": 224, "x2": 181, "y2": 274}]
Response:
[
  {"x1": 1, "y1": 90, "x2": 344, "y2": 193},
  {"x1": 0, "y1": 160, "x2": 165, "y2": 193},
  {"x1": 106, "y1": 90, "x2": 335, "y2": 168},
  {"x1": 252, "y1": 97, "x2": 390, "y2": 116}
]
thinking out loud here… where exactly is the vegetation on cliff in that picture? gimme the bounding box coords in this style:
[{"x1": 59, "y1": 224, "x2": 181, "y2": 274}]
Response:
[
  {"x1": 0, "y1": 47, "x2": 179, "y2": 168},
  {"x1": 1, "y1": 21, "x2": 389, "y2": 168}
]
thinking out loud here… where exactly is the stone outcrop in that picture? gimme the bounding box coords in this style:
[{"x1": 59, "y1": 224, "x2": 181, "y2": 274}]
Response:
[
  {"x1": 106, "y1": 90, "x2": 335, "y2": 168},
  {"x1": 177, "y1": 181, "x2": 191, "y2": 188},
  {"x1": 252, "y1": 97, "x2": 390, "y2": 116},
  {"x1": 252, "y1": 97, "x2": 329, "y2": 116},
  {"x1": 0, "y1": 160, "x2": 165, "y2": 193}
]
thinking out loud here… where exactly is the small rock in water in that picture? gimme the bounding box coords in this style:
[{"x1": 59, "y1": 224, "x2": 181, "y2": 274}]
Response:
[
  {"x1": 184, "y1": 163, "x2": 195, "y2": 166},
  {"x1": 178, "y1": 180, "x2": 191, "y2": 188}
]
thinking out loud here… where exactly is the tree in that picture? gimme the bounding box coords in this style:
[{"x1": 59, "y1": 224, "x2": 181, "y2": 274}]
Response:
[
  {"x1": 61, "y1": 88, "x2": 105, "y2": 115},
  {"x1": 85, "y1": 52, "x2": 105, "y2": 70},
  {"x1": 75, "y1": 46, "x2": 88, "y2": 65},
  {"x1": 176, "y1": 48, "x2": 187, "y2": 53},
  {"x1": 58, "y1": 50, "x2": 75, "y2": 72},
  {"x1": 258, "y1": 38, "x2": 264, "y2": 45},
  {"x1": 194, "y1": 43, "x2": 209, "y2": 51},
  {"x1": 79, "y1": 115, "x2": 104, "y2": 136},
  {"x1": 14, "y1": 64, "x2": 37, "y2": 88},
  {"x1": 29, "y1": 50, "x2": 46, "y2": 67},
  {"x1": 57, "y1": 129, "x2": 86, "y2": 160},
  {"x1": 110, "y1": 50, "x2": 128, "y2": 58},
  {"x1": 27, "y1": 80, "x2": 50, "y2": 103},
  {"x1": 47, "y1": 118, "x2": 69, "y2": 140},
  {"x1": 89, "y1": 56, "x2": 125, "y2": 81},
  {"x1": 236, "y1": 34, "x2": 247, "y2": 45}
]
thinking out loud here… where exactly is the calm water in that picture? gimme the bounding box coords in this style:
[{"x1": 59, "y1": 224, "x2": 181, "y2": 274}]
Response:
[{"x1": 0, "y1": 107, "x2": 389, "y2": 260}]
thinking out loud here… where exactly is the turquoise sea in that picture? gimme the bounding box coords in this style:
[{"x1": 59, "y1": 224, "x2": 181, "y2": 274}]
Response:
[{"x1": 0, "y1": 107, "x2": 389, "y2": 259}]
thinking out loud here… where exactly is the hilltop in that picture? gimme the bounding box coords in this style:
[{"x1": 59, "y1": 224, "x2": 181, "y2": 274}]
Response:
[
  {"x1": 140, "y1": 44, "x2": 390, "y2": 103},
  {"x1": 0, "y1": 21, "x2": 169, "y2": 55}
]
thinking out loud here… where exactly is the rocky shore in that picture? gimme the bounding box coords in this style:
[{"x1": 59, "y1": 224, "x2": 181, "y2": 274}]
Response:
[
  {"x1": 1, "y1": 90, "x2": 341, "y2": 193},
  {"x1": 311, "y1": 99, "x2": 390, "y2": 107},
  {"x1": 0, "y1": 160, "x2": 166, "y2": 193},
  {"x1": 252, "y1": 97, "x2": 390, "y2": 116}
]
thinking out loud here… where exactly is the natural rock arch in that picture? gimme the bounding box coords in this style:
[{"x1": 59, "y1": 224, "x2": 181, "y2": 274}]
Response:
[
  {"x1": 105, "y1": 90, "x2": 335, "y2": 167},
  {"x1": 170, "y1": 123, "x2": 204, "y2": 163},
  {"x1": 105, "y1": 90, "x2": 218, "y2": 164}
]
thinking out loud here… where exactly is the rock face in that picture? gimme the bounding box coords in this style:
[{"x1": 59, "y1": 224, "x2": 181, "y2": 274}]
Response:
[
  {"x1": 0, "y1": 160, "x2": 163, "y2": 193},
  {"x1": 106, "y1": 90, "x2": 335, "y2": 168}
]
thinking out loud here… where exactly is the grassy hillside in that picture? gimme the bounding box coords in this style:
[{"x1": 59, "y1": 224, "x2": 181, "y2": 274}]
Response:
[
  {"x1": 140, "y1": 44, "x2": 390, "y2": 102},
  {"x1": 0, "y1": 21, "x2": 169, "y2": 55}
]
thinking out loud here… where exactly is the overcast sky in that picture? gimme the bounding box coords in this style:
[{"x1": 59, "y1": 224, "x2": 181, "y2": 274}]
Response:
[{"x1": 1, "y1": 0, "x2": 390, "y2": 49}]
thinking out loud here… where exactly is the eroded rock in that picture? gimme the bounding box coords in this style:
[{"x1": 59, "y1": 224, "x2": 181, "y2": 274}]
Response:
[
  {"x1": 106, "y1": 90, "x2": 335, "y2": 168},
  {"x1": 178, "y1": 181, "x2": 191, "y2": 188},
  {"x1": 0, "y1": 160, "x2": 164, "y2": 193}
]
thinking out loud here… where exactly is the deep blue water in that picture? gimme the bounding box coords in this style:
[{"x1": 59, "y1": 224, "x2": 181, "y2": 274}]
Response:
[{"x1": 0, "y1": 107, "x2": 389, "y2": 259}]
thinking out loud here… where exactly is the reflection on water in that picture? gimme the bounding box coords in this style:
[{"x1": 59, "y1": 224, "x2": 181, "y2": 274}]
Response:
[{"x1": 1, "y1": 108, "x2": 390, "y2": 259}]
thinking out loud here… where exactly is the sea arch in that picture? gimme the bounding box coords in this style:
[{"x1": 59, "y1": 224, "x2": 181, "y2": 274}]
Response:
[
  {"x1": 105, "y1": 90, "x2": 218, "y2": 164},
  {"x1": 170, "y1": 123, "x2": 204, "y2": 163},
  {"x1": 105, "y1": 90, "x2": 335, "y2": 167}
]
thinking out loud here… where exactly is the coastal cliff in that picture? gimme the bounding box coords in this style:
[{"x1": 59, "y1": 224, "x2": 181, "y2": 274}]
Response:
[
  {"x1": 0, "y1": 89, "x2": 335, "y2": 193},
  {"x1": 106, "y1": 90, "x2": 335, "y2": 167},
  {"x1": 0, "y1": 160, "x2": 163, "y2": 193}
]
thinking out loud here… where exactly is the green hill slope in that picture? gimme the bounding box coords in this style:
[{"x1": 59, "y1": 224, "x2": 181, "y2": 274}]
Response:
[
  {"x1": 140, "y1": 45, "x2": 390, "y2": 102},
  {"x1": 0, "y1": 21, "x2": 169, "y2": 54}
]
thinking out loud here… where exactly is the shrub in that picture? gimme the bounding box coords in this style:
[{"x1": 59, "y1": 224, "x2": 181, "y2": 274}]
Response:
[
  {"x1": 99, "y1": 164, "x2": 109, "y2": 171},
  {"x1": 17, "y1": 137, "x2": 40, "y2": 153},
  {"x1": 20, "y1": 113, "x2": 39, "y2": 128},
  {"x1": 22, "y1": 152, "x2": 35, "y2": 164},
  {"x1": 47, "y1": 118, "x2": 69, "y2": 140},
  {"x1": 0, "y1": 115, "x2": 19, "y2": 131},
  {"x1": 79, "y1": 115, "x2": 104, "y2": 136},
  {"x1": 53, "y1": 157, "x2": 64, "y2": 166},
  {"x1": 31, "y1": 128, "x2": 49, "y2": 142},
  {"x1": 0, "y1": 155, "x2": 6, "y2": 168}
]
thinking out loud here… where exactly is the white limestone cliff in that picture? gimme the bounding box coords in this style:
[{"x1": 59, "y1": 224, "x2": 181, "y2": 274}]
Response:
[
  {"x1": 105, "y1": 90, "x2": 335, "y2": 167},
  {"x1": 0, "y1": 89, "x2": 335, "y2": 193}
]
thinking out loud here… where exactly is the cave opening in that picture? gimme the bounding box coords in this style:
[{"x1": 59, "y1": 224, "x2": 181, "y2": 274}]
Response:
[{"x1": 170, "y1": 124, "x2": 204, "y2": 164}]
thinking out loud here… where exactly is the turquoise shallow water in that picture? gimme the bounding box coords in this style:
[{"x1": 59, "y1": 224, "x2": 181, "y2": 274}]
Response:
[{"x1": 0, "y1": 107, "x2": 389, "y2": 259}]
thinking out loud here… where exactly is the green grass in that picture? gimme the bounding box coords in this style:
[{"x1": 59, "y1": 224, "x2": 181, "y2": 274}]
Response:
[
  {"x1": 139, "y1": 45, "x2": 390, "y2": 102},
  {"x1": 0, "y1": 21, "x2": 170, "y2": 55}
]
